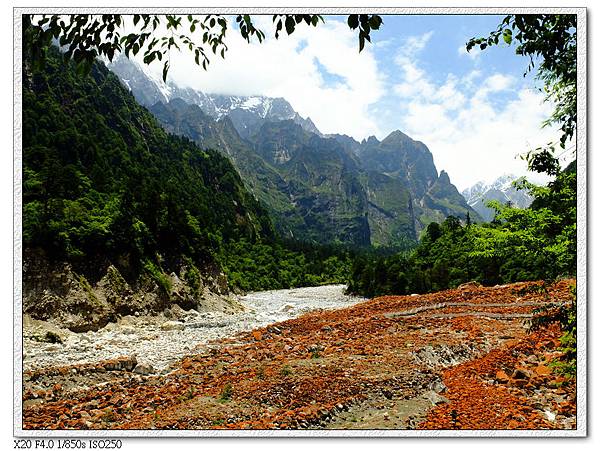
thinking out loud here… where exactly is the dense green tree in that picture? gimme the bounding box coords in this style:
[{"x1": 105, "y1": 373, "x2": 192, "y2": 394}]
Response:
[
  {"x1": 218, "y1": 239, "x2": 352, "y2": 292},
  {"x1": 24, "y1": 46, "x2": 354, "y2": 291},
  {"x1": 467, "y1": 15, "x2": 577, "y2": 378}
]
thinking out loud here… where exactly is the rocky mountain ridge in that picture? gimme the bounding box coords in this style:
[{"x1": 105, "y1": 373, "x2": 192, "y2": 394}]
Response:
[
  {"x1": 108, "y1": 55, "x2": 481, "y2": 246},
  {"x1": 106, "y1": 55, "x2": 321, "y2": 138},
  {"x1": 462, "y1": 175, "x2": 534, "y2": 222}
]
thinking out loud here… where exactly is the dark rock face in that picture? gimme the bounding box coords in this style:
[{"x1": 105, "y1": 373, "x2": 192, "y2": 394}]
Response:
[
  {"x1": 359, "y1": 130, "x2": 439, "y2": 199},
  {"x1": 23, "y1": 250, "x2": 238, "y2": 332},
  {"x1": 109, "y1": 57, "x2": 480, "y2": 246},
  {"x1": 332, "y1": 134, "x2": 481, "y2": 236}
]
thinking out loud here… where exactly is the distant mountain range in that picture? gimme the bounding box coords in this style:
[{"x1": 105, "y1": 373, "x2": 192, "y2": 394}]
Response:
[
  {"x1": 107, "y1": 55, "x2": 481, "y2": 247},
  {"x1": 107, "y1": 55, "x2": 321, "y2": 138},
  {"x1": 462, "y1": 175, "x2": 533, "y2": 222}
]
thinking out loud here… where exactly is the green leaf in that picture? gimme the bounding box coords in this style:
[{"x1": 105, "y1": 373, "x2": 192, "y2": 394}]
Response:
[
  {"x1": 347, "y1": 14, "x2": 359, "y2": 29},
  {"x1": 162, "y1": 62, "x2": 169, "y2": 82},
  {"x1": 285, "y1": 16, "x2": 295, "y2": 35},
  {"x1": 369, "y1": 15, "x2": 382, "y2": 30}
]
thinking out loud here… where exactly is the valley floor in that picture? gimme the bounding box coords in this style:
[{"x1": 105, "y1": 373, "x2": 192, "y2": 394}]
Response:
[{"x1": 22, "y1": 280, "x2": 577, "y2": 431}]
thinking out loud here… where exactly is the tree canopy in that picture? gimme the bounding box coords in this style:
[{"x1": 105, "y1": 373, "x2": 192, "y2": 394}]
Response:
[{"x1": 23, "y1": 14, "x2": 383, "y2": 81}]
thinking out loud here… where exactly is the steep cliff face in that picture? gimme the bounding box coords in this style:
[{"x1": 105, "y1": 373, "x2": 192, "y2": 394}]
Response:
[
  {"x1": 358, "y1": 130, "x2": 439, "y2": 199},
  {"x1": 252, "y1": 121, "x2": 370, "y2": 245},
  {"x1": 333, "y1": 133, "x2": 481, "y2": 236},
  {"x1": 151, "y1": 103, "x2": 372, "y2": 246},
  {"x1": 362, "y1": 171, "x2": 416, "y2": 247},
  {"x1": 417, "y1": 170, "x2": 477, "y2": 230}
]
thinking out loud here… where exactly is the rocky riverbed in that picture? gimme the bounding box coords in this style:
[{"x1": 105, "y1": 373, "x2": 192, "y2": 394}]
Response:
[
  {"x1": 23, "y1": 280, "x2": 577, "y2": 431},
  {"x1": 23, "y1": 284, "x2": 364, "y2": 374}
]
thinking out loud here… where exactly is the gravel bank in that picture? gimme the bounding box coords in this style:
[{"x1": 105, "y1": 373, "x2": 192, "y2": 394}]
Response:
[{"x1": 23, "y1": 284, "x2": 363, "y2": 373}]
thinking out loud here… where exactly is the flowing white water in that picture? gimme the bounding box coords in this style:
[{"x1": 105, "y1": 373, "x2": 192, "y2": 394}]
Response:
[{"x1": 23, "y1": 284, "x2": 364, "y2": 373}]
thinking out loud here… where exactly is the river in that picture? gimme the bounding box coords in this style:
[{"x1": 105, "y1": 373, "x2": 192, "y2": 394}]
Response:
[{"x1": 22, "y1": 284, "x2": 364, "y2": 373}]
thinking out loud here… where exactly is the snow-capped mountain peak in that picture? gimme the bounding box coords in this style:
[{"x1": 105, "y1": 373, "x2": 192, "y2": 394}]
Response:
[
  {"x1": 461, "y1": 174, "x2": 533, "y2": 222},
  {"x1": 105, "y1": 55, "x2": 320, "y2": 137}
]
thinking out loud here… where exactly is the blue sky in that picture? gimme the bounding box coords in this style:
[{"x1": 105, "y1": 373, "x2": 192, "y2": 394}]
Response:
[
  {"x1": 366, "y1": 15, "x2": 542, "y2": 134},
  {"x1": 371, "y1": 15, "x2": 529, "y2": 79},
  {"x1": 154, "y1": 14, "x2": 561, "y2": 189}
]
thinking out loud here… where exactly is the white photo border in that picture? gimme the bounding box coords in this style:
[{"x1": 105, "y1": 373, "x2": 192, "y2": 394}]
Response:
[{"x1": 13, "y1": 6, "x2": 587, "y2": 438}]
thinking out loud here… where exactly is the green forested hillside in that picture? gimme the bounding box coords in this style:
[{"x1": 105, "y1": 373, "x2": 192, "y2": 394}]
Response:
[
  {"x1": 151, "y1": 102, "x2": 373, "y2": 246},
  {"x1": 23, "y1": 48, "x2": 273, "y2": 277},
  {"x1": 22, "y1": 48, "x2": 350, "y2": 291}
]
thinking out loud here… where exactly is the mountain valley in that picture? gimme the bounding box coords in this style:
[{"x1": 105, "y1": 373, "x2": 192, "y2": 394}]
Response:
[{"x1": 108, "y1": 55, "x2": 481, "y2": 248}]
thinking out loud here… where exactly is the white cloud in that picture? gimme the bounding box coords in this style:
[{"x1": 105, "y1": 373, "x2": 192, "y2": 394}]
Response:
[
  {"x1": 126, "y1": 20, "x2": 560, "y2": 190},
  {"x1": 137, "y1": 17, "x2": 385, "y2": 140},
  {"x1": 400, "y1": 31, "x2": 434, "y2": 58},
  {"x1": 389, "y1": 34, "x2": 558, "y2": 190}
]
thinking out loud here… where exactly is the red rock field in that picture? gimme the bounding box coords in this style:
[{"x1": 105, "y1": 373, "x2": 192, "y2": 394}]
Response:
[{"x1": 22, "y1": 279, "x2": 577, "y2": 431}]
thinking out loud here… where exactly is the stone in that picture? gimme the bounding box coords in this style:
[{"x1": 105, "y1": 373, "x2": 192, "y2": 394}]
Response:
[
  {"x1": 160, "y1": 321, "x2": 185, "y2": 331},
  {"x1": 424, "y1": 390, "x2": 449, "y2": 406},
  {"x1": 458, "y1": 281, "x2": 481, "y2": 290},
  {"x1": 307, "y1": 344, "x2": 323, "y2": 353},
  {"x1": 534, "y1": 365, "x2": 552, "y2": 376},
  {"x1": 429, "y1": 379, "x2": 447, "y2": 393},
  {"x1": 496, "y1": 370, "x2": 510, "y2": 383},
  {"x1": 544, "y1": 410, "x2": 556, "y2": 422},
  {"x1": 121, "y1": 356, "x2": 138, "y2": 371},
  {"x1": 526, "y1": 355, "x2": 539, "y2": 364},
  {"x1": 133, "y1": 363, "x2": 155, "y2": 376},
  {"x1": 512, "y1": 368, "x2": 531, "y2": 380},
  {"x1": 382, "y1": 388, "x2": 394, "y2": 399}
]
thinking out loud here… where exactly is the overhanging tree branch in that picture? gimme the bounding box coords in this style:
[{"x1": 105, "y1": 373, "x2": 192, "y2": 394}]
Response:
[{"x1": 23, "y1": 14, "x2": 383, "y2": 82}]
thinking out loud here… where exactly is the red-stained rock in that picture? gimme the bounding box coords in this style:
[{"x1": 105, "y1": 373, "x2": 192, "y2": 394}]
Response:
[
  {"x1": 496, "y1": 370, "x2": 510, "y2": 383},
  {"x1": 534, "y1": 365, "x2": 552, "y2": 376}
]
